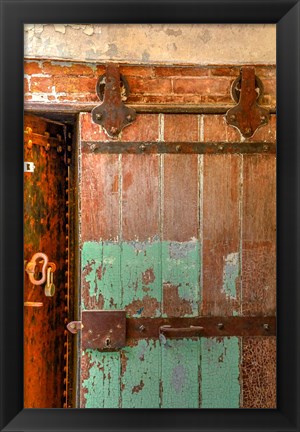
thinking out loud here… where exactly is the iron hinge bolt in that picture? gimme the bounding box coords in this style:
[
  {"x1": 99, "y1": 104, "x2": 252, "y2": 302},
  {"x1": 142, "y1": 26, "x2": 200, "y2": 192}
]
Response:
[
  {"x1": 139, "y1": 325, "x2": 145, "y2": 332},
  {"x1": 218, "y1": 323, "x2": 224, "y2": 330},
  {"x1": 110, "y1": 126, "x2": 118, "y2": 134},
  {"x1": 263, "y1": 323, "x2": 269, "y2": 331},
  {"x1": 139, "y1": 144, "x2": 146, "y2": 152},
  {"x1": 218, "y1": 145, "x2": 224, "y2": 151},
  {"x1": 260, "y1": 115, "x2": 266, "y2": 122},
  {"x1": 96, "y1": 113, "x2": 102, "y2": 120},
  {"x1": 229, "y1": 114, "x2": 236, "y2": 121},
  {"x1": 176, "y1": 145, "x2": 181, "y2": 153},
  {"x1": 126, "y1": 115, "x2": 132, "y2": 121}
]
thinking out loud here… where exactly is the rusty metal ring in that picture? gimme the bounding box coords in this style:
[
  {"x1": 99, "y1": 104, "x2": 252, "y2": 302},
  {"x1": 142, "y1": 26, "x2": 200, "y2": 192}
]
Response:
[
  {"x1": 96, "y1": 73, "x2": 130, "y2": 102},
  {"x1": 231, "y1": 75, "x2": 264, "y2": 103}
]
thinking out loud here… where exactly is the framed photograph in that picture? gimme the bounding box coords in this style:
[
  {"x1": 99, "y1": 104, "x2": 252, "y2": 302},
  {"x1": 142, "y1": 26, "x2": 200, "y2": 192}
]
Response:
[{"x1": 0, "y1": 0, "x2": 299, "y2": 431}]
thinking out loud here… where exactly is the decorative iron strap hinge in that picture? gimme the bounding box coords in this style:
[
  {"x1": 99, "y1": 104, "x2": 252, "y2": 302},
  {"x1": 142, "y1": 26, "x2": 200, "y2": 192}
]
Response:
[
  {"x1": 67, "y1": 312, "x2": 276, "y2": 351},
  {"x1": 226, "y1": 67, "x2": 270, "y2": 138},
  {"x1": 91, "y1": 64, "x2": 136, "y2": 139}
]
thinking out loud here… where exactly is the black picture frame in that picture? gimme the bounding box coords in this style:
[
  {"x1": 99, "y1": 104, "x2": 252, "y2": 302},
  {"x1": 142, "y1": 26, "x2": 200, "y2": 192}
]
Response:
[{"x1": 0, "y1": 0, "x2": 299, "y2": 431}]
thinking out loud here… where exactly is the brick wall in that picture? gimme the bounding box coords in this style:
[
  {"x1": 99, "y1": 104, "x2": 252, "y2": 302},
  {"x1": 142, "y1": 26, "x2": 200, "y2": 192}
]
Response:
[{"x1": 24, "y1": 60, "x2": 276, "y2": 109}]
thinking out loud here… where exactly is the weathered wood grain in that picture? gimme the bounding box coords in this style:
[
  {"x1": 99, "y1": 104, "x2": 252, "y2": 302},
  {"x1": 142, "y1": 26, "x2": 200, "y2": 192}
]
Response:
[
  {"x1": 121, "y1": 340, "x2": 161, "y2": 408},
  {"x1": 81, "y1": 153, "x2": 119, "y2": 242},
  {"x1": 161, "y1": 339, "x2": 199, "y2": 408},
  {"x1": 201, "y1": 154, "x2": 242, "y2": 316},
  {"x1": 242, "y1": 155, "x2": 276, "y2": 315},
  {"x1": 200, "y1": 337, "x2": 240, "y2": 408},
  {"x1": 163, "y1": 154, "x2": 198, "y2": 242},
  {"x1": 81, "y1": 349, "x2": 120, "y2": 408},
  {"x1": 122, "y1": 154, "x2": 160, "y2": 241}
]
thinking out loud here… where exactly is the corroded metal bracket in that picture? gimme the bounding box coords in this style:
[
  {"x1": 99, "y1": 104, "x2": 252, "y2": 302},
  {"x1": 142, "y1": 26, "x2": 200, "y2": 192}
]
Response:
[
  {"x1": 91, "y1": 64, "x2": 136, "y2": 139},
  {"x1": 225, "y1": 67, "x2": 270, "y2": 138}
]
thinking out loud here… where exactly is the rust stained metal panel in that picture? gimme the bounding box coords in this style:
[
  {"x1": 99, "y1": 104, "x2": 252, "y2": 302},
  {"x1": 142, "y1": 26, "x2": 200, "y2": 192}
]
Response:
[
  {"x1": 122, "y1": 154, "x2": 160, "y2": 241},
  {"x1": 81, "y1": 153, "x2": 119, "y2": 242},
  {"x1": 202, "y1": 154, "x2": 241, "y2": 316},
  {"x1": 241, "y1": 337, "x2": 277, "y2": 408},
  {"x1": 24, "y1": 114, "x2": 67, "y2": 408},
  {"x1": 163, "y1": 154, "x2": 198, "y2": 242},
  {"x1": 242, "y1": 155, "x2": 276, "y2": 315}
]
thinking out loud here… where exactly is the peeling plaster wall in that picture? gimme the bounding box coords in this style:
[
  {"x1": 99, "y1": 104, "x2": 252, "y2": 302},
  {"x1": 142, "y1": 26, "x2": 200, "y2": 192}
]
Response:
[{"x1": 24, "y1": 24, "x2": 276, "y2": 65}]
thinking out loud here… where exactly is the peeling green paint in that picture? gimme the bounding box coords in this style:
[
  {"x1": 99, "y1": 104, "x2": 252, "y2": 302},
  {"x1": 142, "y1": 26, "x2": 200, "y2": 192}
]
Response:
[
  {"x1": 162, "y1": 241, "x2": 201, "y2": 316},
  {"x1": 82, "y1": 349, "x2": 120, "y2": 408},
  {"x1": 121, "y1": 340, "x2": 161, "y2": 408},
  {"x1": 81, "y1": 240, "x2": 201, "y2": 316},
  {"x1": 121, "y1": 242, "x2": 162, "y2": 317},
  {"x1": 200, "y1": 337, "x2": 240, "y2": 408},
  {"x1": 81, "y1": 242, "x2": 121, "y2": 310},
  {"x1": 161, "y1": 339, "x2": 200, "y2": 408},
  {"x1": 222, "y1": 252, "x2": 239, "y2": 300}
]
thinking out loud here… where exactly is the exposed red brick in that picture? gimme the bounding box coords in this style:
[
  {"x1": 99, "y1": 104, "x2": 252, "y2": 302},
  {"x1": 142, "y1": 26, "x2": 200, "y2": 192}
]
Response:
[
  {"x1": 31, "y1": 77, "x2": 53, "y2": 93},
  {"x1": 126, "y1": 76, "x2": 172, "y2": 94},
  {"x1": 43, "y1": 62, "x2": 95, "y2": 76},
  {"x1": 54, "y1": 76, "x2": 96, "y2": 93},
  {"x1": 24, "y1": 61, "x2": 42, "y2": 75},
  {"x1": 121, "y1": 114, "x2": 159, "y2": 142},
  {"x1": 24, "y1": 78, "x2": 29, "y2": 93},
  {"x1": 155, "y1": 66, "x2": 209, "y2": 77},
  {"x1": 120, "y1": 65, "x2": 154, "y2": 77},
  {"x1": 173, "y1": 77, "x2": 231, "y2": 95},
  {"x1": 210, "y1": 67, "x2": 239, "y2": 77},
  {"x1": 80, "y1": 113, "x2": 108, "y2": 141},
  {"x1": 164, "y1": 114, "x2": 198, "y2": 141}
]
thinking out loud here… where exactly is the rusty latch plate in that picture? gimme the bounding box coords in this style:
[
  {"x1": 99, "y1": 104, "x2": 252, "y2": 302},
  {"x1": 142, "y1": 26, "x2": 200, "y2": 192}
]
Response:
[{"x1": 82, "y1": 310, "x2": 126, "y2": 350}]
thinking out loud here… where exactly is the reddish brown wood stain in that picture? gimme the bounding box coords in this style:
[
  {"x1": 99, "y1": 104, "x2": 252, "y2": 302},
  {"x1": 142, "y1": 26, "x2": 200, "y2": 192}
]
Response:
[
  {"x1": 242, "y1": 155, "x2": 276, "y2": 315},
  {"x1": 81, "y1": 153, "x2": 119, "y2": 242},
  {"x1": 122, "y1": 154, "x2": 160, "y2": 241},
  {"x1": 202, "y1": 155, "x2": 241, "y2": 316},
  {"x1": 163, "y1": 154, "x2": 198, "y2": 241}
]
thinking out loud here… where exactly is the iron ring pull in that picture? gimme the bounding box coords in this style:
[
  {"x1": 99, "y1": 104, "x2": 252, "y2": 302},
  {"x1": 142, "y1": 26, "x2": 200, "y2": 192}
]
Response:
[{"x1": 25, "y1": 252, "x2": 49, "y2": 285}]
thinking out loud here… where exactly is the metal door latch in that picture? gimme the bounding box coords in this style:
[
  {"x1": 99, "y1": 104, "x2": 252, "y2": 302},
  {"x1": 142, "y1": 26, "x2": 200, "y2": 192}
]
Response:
[
  {"x1": 91, "y1": 64, "x2": 136, "y2": 139},
  {"x1": 24, "y1": 161, "x2": 35, "y2": 172},
  {"x1": 67, "y1": 310, "x2": 126, "y2": 351},
  {"x1": 225, "y1": 67, "x2": 270, "y2": 138}
]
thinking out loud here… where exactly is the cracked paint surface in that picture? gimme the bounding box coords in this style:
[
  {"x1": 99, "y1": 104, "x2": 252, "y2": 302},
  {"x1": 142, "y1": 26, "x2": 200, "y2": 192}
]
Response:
[
  {"x1": 81, "y1": 240, "x2": 201, "y2": 316},
  {"x1": 81, "y1": 349, "x2": 120, "y2": 408},
  {"x1": 201, "y1": 337, "x2": 240, "y2": 408}
]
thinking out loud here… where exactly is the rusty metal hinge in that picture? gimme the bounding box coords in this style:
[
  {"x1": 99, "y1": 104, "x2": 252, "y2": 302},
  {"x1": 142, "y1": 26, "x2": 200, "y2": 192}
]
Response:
[
  {"x1": 91, "y1": 64, "x2": 136, "y2": 139},
  {"x1": 226, "y1": 67, "x2": 270, "y2": 138}
]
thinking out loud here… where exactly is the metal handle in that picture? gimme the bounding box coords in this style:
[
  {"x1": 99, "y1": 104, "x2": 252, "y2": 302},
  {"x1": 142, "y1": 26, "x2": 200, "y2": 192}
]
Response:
[
  {"x1": 25, "y1": 252, "x2": 49, "y2": 285},
  {"x1": 159, "y1": 325, "x2": 204, "y2": 338}
]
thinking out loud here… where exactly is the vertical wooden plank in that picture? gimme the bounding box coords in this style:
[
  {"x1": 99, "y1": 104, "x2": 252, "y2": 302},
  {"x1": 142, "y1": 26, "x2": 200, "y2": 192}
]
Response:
[
  {"x1": 242, "y1": 155, "x2": 276, "y2": 315},
  {"x1": 163, "y1": 154, "x2": 198, "y2": 242},
  {"x1": 162, "y1": 154, "x2": 200, "y2": 316},
  {"x1": 81, "y1": 153, "x2": 119, "y2": 242},
  {"x1": 241, "y1": 337, "x2": 276, "y2": 408},
  {"x1": 121, "y1": 242, "x2": 161, "y2": 317},
  {"x1": 200, "y1": 337, "x2": 240, "y2": 408},
  {"x1": 202, "y1": 154, "x2": 241, "y2": 316},
  {"x1": 122, "y1": 154, "x2": 159, "y2": 241},
  {"x1": 121, "y1": 340, "x2": 161, "y2": 408},
  {"x1": 162, "y1": 241, "x2": 200, "y2": 317},
  {"x1": 81, "y1": 241, "x2": 121, "y2": 310},
  {"x1": 161, "y1": 339, "x2": 199, "y2": 408},
  {"x1": 81, "y1": 349, "x2": 120, "y2": 408}
]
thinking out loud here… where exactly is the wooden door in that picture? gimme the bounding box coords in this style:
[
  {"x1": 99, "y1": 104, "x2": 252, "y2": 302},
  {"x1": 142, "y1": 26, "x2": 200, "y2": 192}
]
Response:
[
  {"x1": 24, "y1": 114, "x2": 69, "y2": 408},
  {"x1": 79, "y1": 112, "x2": 276, "y2": 409}
]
